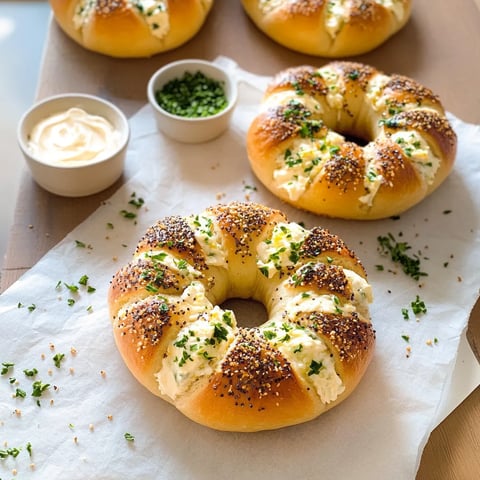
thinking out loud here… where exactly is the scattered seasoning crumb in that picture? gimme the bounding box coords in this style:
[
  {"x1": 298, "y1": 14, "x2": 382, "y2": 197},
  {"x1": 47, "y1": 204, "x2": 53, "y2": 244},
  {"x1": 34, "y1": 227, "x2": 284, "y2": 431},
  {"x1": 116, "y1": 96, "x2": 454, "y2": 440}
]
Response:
[
  {"x1": 442, "y1": 209, "x2": 452, "y2": 214},
  {"x1": 73, "y1": 436, "x2": 78, "y2": 444},
  {"x1": 14, "y1": 409, "x2": 21, "y2": 417},
  {"x1": 70, "y1": 367, "x2": 75, "y2": 375},
  {"x1": 41, "y1": 353, "x2": 45, "y2": 360},
  {"x1": 100, "y1": 370, "x2": 106, "y2": 378},
  {"x1": 30, "y1": 463, "x2": 36, "y2": 470},
  {"x1": 426, "y1": 339, "x2": 433, "y2": 346},
  {"x1": 12, "y1": 468, "x2": 17, "y2": 475},
  {"x1": 405, "y1": 346, "x2": 412, "y2": 358},
  {"x1": 70, "y1": 347, "x2": 77, "y2": 356},
  {"x1": 50, "y1": 399, "x2": 54, "y2": 406},
  {"x1": 28, "y1": 224, "x2": 34, "y2": 229},
  {"x1": 112, "y1": 256, "x2": 118, "y2": 262},
  {"x1": 457, "y1": 276, "x2": 462, "y2": 282},
  {"x1": 107, "y1": 414, "x2": 113, "y2": 421},
  {"x1": 89, "y1": 424, "x2": 94, "y2": 432}
]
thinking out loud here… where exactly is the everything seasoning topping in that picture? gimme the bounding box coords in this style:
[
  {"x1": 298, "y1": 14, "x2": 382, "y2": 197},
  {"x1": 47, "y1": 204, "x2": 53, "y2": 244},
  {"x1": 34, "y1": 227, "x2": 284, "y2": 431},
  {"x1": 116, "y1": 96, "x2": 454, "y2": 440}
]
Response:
[
  {"x1": 289, "y1": 262, "x2": 351, "y2": 299},
  {"x1": 213, "y1": 328, "x2": 294, "y2": 404},
  {"x1": 136, "y1": 216, "x2": 207, "y2": 271},
  {"x1": 155, "y1": 70, "x2": 228, "y2": 118},
  {"x1": 117, "y1": 297, "x2": 172, "y2": 350},
  {"x1": 294, "y1": 311, "x2": 376, "y2": 362},
  {"x1": 210, "y1": 202, "x2": 285, "y2": 258}
]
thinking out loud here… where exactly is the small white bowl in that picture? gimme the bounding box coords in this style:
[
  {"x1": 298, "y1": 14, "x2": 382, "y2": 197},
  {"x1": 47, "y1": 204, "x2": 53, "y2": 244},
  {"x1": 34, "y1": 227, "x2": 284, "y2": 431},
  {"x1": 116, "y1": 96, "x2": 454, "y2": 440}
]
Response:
[
  {"x1": 17, "y1": 93, "x2": 130, "y2": 197},
  {"x1": 147, "y1": 59, "x2": 238, "y2": 143}
]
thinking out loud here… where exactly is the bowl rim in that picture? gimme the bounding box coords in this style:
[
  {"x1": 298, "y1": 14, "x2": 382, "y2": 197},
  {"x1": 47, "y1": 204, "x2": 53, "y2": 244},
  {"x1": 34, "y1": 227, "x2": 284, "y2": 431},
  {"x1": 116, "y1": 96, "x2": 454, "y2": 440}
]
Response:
[
  {"x1": 17, "y1": 93, "x2": 130, "y2": 170},
  {"x1": 146, "y1": 58, "x2": 238, "y2": 123}
]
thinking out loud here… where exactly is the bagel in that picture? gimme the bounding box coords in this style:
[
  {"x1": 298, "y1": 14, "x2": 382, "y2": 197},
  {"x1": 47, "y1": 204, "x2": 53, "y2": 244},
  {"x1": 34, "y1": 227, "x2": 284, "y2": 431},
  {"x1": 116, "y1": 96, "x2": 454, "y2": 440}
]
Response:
[
  {"x1": 246, "y1": 62, "x2": 457, "y2": 220},
  {"x1": 241, "y1": 0, "x2": 412, "y2": 57},
  {"x1": 109, "y1": 202, "x2": 375, "y2": 432},
  {"x1": 48, "y1": 0, "x2": 214, "y2": 58}
]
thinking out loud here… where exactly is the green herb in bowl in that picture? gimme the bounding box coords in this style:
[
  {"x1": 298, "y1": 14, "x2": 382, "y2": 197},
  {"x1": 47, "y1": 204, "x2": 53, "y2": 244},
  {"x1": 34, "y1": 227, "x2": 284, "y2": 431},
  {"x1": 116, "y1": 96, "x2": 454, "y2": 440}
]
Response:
[{"x1": 155, "y1": 71, "x2": 228, "y2": 118}]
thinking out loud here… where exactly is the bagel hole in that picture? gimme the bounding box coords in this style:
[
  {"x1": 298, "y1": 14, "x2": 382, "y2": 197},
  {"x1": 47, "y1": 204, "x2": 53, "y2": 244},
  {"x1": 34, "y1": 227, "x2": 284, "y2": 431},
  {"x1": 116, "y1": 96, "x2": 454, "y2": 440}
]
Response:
[
  {"x1": 221, "y1": 298, "x2": 268, "y2": 328},
  {"x1": 343, "y1": 132, "x2": 369, "y2": 147}
]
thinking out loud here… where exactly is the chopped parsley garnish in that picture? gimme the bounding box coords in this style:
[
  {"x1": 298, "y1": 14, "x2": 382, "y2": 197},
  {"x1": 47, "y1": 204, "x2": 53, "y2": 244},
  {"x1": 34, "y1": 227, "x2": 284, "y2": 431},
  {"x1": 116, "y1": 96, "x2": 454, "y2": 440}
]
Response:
[
  {"x1": 1, "y1": 362, "x2": 14, "y2": 375},
  {"x1": 213, "y1": 323, "x2": 229, "y2": 342},
  {"x1": 124, "y1": 432, "x2": 135, "y2": 442},
  {"x1": 31, "y1": 380, "x2": 50, "y2": 405},
  {"x1": 129, "y1": 194, "x2": 145, "y2": 209},
  {"x1": 120, "y1": 210, "x2": 137, "y2": 219},
  {"x1": 307, "y1": 360, "x2": 323, "y2": 376},
  {"x1": 53, "y1": 353, "x2": 66, "y2": 368},
  {"x1": 411, "y1": 295, "x2": 427, "y2": 315},
  {"x1": 14, "y1": 388, "x2": 26, "y2": 398},
  {"x1": 377, "y1": 233, "x2": 428, "y2": 281}
]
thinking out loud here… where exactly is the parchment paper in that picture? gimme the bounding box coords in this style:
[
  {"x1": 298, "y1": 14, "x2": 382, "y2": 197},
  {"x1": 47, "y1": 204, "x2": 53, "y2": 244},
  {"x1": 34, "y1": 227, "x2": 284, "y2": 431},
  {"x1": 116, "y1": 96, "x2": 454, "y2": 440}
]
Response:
[{"x1": 0, "y1": 58, "x2": 479, "y2": 479}]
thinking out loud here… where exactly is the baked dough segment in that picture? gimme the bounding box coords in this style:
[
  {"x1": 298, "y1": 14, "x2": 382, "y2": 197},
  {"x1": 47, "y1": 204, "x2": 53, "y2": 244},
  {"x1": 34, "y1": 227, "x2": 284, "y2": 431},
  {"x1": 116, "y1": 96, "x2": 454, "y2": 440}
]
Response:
[
  {"x1": 246, "y1": 62, "x2": 457, "y2": 220},
  {"x1": 241, "y1": 0, "x2": 412, "y2": 57}
]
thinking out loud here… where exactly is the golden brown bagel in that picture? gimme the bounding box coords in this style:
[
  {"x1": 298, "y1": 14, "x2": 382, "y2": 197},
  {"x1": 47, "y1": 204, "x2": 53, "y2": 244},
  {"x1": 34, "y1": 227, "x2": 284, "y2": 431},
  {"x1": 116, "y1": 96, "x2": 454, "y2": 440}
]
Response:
[
  {"x1": 241, "y1": 0, "x2": 412, "y2": 57},
  {"x1": 109, "y1": 202, "x2": 375, "y2": 432},
  {"x1": 49, "y1": 0, "x2": 214, "y2": 58},
  {"x1": 246, "y1": 62, "x2": 457, "y2": 220}
]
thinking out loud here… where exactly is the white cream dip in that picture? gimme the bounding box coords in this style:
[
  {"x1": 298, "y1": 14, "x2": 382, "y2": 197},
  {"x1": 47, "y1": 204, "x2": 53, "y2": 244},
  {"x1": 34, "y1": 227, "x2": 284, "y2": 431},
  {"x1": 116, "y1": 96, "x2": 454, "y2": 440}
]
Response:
[{"x1": 28, "y1": 107, "x2": 121, "y2": 164}]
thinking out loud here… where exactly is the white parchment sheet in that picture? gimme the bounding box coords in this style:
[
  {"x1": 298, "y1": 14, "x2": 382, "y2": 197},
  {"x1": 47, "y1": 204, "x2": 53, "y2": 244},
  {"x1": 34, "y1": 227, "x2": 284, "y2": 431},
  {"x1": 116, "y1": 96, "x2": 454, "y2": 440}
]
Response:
[{"x1": 0, "y1": 58, "x2": 479, "y2": 479}]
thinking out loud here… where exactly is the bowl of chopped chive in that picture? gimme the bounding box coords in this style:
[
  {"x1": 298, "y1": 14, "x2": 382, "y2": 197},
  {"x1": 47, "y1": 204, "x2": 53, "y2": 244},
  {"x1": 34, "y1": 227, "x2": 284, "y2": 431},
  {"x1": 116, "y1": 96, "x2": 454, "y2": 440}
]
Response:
[{"x1": 147, "y1": 59, "x2": 238, "y2": 143}]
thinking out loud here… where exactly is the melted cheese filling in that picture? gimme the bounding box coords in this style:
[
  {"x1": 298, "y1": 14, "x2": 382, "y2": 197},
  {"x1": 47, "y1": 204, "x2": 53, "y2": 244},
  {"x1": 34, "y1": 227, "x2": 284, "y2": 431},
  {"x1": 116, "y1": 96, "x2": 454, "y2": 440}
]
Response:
[
  {"x1": 318, "y1": 67, "x2": 345, "y2": 109},
  {"x1": 273, "y1": 131, "x2": 345, "y2": 200},
  {"x1": 261, "y1": 320, "x2": 345, "y2": 404},
  {"x1": 257, "y1": 222, "x2": 309, "y2": 278},
  {"x1": 138, "y1": 250, "x2": 201, "y2": 281},
  {"x1": 359, "y1": 143, "x2": 385, "y2": 207},
  {"x1": 187, "y1": 213, "x2": 227, "y2": 267},
  {"x1": 391, "y1": 131, "x2": 440, "y2": 184},
  {"x1": 156, "y1": 283, "x2": 236, "y2": 400},
  {"x1": 325, "y1": 0, "x2": 406, "y2": 38}
]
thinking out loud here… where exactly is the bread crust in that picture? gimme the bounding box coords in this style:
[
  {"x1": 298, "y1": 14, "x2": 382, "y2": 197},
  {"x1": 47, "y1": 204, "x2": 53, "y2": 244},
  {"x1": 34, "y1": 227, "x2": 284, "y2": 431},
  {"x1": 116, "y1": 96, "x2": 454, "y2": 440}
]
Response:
[
  {"x1": 49, "y1": 0, "x2": 214, "y2": 57},
  {"x1": 241, "y1": 0, "x2": 412, "y2": 57},
  {"x1": 109, "y1": 202, "x2": 375, "y2": 431},
  {"x1": 246, "y1": 62, "x2": 457, "y2": 220}
]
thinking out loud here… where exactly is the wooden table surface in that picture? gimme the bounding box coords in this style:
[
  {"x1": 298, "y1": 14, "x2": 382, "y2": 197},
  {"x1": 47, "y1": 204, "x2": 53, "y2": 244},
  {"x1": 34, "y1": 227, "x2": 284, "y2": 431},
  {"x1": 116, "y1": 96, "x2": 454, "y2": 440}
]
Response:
[{"x1": 1, "y1": 1, "x2": 479, "y2": 478}]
